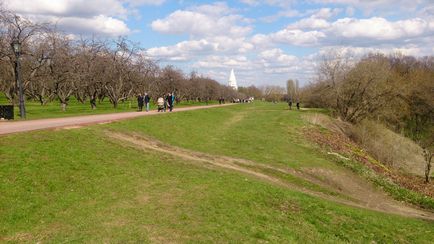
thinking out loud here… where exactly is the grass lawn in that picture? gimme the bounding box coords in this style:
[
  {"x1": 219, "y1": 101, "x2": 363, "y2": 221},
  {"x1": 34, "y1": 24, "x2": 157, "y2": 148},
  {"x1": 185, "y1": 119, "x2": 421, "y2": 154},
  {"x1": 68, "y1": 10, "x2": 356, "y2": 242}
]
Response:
[
  {"x1": 0, "y1": 95, "x2": 217, "y2": 120},
  {"x1": 1, "y1": 102, "x2": 433, "y2": 243}
]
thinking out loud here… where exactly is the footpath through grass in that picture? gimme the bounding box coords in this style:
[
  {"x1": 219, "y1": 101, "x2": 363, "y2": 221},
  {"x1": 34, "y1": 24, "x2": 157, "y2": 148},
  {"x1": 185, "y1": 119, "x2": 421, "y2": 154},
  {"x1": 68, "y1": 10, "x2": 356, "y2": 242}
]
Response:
[
  {"x1": 1, "y1": 102, "x2": 433, "y2": 242},
  {"x1": 0, "y1": 95, "x2": 217, "y2": 120}
]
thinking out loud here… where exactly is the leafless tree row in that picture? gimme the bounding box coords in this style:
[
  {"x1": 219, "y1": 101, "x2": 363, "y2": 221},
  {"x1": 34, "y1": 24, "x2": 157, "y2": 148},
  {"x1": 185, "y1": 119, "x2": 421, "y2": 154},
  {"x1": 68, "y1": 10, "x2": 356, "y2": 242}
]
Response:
[{"x1": 0, "y1": 10, "x2": 241, "y2": 111}]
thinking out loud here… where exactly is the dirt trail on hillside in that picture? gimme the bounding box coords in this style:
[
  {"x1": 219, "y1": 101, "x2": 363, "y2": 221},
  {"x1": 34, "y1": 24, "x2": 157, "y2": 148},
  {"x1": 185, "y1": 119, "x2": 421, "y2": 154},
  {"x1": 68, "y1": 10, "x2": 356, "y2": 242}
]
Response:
[{"x1": 107, "y1": 131, "x2": 434, "y2": 221}]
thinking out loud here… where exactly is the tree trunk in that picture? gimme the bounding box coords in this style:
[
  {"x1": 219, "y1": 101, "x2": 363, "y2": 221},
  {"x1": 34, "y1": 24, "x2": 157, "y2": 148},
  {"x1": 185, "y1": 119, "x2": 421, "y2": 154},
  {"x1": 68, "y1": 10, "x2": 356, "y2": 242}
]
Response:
[
  {"x1": 61, "y1": 102, "x2": 67, "y2": 111},
  {"x1": 424, "y1": 149, "x2": 432, "y2": 183}
]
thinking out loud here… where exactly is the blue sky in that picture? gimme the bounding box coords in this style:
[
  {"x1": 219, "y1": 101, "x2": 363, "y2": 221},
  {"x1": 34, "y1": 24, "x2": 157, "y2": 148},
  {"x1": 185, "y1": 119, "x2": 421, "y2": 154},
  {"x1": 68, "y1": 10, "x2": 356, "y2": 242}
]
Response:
[{"x1": 6, "y1": 0, "x2": 434, "y2": 87}]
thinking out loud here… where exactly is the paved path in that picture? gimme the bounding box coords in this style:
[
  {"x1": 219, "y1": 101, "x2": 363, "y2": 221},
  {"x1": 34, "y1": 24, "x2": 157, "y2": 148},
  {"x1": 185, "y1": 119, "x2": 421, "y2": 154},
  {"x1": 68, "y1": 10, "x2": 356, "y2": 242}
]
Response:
[{"x1": 0, "y1": 104, "x2": 233, "y2": 135}]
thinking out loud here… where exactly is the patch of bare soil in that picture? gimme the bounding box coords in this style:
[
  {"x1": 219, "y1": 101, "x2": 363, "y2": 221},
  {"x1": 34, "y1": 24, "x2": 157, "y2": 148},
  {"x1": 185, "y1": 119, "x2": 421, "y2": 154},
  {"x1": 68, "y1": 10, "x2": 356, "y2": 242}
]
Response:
[
  {"x1": 298, "y1": 167, "x2": 427, "y2": 215},
  {"x1": 60, "y1": 125, "x2": 83, "y2": 130},
  {"x1": 1, "y1": 232, "x2": 33, "y2": 242},
  {"x1": 107, "y1": 131, "x2": 434, "y2": 220}
]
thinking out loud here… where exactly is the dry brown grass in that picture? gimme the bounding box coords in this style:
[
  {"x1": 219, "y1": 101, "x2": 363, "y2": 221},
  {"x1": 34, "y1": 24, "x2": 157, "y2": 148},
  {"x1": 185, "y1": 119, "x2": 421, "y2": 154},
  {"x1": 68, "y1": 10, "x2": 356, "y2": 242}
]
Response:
[
  {"x1": 303, "y1": 113, "x2": 434, "y2": 199},
  {"x1": 348, "y1": 120, "x2": 425, "y2": 176},
  {"x1": 302, "y1": 113, "x2": 350, "y2": 136},
  {"x1": 303, "y1": 113, "x2": 426, "y2": 176}
]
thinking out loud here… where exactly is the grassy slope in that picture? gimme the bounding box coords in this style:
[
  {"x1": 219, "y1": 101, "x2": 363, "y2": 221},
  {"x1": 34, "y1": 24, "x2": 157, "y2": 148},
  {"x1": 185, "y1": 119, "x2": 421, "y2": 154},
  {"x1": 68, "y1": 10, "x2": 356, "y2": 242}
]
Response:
[
  {"x1": 1, "y1": 102, "x2": 433, "y2": 243},
  {"x1": 0, "y1": 95, "x2": 216, "y2": 120}
]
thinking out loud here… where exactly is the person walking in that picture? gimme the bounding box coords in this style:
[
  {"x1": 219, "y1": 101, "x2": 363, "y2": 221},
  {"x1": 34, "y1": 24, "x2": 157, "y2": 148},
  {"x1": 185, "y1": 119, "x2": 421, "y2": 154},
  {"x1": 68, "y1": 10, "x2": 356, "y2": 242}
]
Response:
[
  {"x1": 157, "y1": 96, "x2": 164, "y2": 112},
  {"x1": 296, "y1": 102, "x2": 300, "y2": 110},
  {"x1": 166, "y1": 93, "x2": 173, "y2": 112},
  {"x1": 137, "y1": 93, "x2": 144, "y2": 111},
  {"x1": 288, "y1": 100, "x2": 292, "y2": 110},
  {"x1": 171, "y1": 92, "x2": 175, "y2": 111},
  {"x1": 163, "y1": 95, "x2": 167, "y2": 112},
  {"x1": 144, "y1": 92, "x2": 150, "y2": 112}
]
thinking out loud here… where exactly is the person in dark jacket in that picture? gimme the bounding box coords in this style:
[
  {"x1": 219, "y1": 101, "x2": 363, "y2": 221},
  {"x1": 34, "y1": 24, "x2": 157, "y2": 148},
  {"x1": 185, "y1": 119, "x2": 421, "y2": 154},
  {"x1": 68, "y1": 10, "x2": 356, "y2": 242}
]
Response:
[
  {"x1": 144, "y1": 92, "x2": 150, "y2": 112},
  {"x1": 296, "y1": 102, "x2": 300, "y2": 110},
  {"x1": 166, "y1": 93, "x2": 173, "y2": 112},
  {"x1": 288, "y1": 100, "x2": 292, "y2": 110},
  {"x1": 171, "y1": 92, "x2": 175, "y2": 111},
  {"x1": 137, "y1": 93, "x2": 144, "y2": 111}
]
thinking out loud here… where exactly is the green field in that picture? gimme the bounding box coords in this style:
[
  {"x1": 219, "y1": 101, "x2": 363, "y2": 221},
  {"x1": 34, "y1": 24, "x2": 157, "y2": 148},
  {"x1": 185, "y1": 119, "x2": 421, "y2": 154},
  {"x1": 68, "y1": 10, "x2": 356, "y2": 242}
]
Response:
[
  {"x1": 1, "y1": 102, "x2": 433, "y2": 243},
  {"x1": 0, "y1": 96, "x2": 216, "y2": 120}
]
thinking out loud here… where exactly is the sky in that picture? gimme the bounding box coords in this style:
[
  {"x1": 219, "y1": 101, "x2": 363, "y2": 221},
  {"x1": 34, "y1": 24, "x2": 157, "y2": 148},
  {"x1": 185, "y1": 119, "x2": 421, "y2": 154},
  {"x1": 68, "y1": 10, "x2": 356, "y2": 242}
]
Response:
[{"x1": 4, "y1": 0, "x2": 434, "y2": 87}]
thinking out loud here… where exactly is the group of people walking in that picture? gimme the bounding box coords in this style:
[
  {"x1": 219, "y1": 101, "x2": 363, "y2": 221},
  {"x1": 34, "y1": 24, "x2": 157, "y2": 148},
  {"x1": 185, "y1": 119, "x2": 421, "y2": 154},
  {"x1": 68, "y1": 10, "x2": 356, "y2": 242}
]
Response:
[
  {"x1": 138, "y1": 92, "x2": 175, "y2": 113},
  {"x1": 157, "y1": 93, "x2": 175, "y2": 112},
  {"x1": 137, "y1": 92, "x2": 175, "y2": 112},
  {"x1": 137, "y1": 93, "x2": 150, "y2": 112}
]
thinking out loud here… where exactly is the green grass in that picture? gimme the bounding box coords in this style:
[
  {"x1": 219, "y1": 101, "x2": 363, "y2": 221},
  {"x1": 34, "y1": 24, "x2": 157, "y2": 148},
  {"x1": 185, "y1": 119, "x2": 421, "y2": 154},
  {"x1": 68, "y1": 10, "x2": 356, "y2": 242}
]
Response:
[
  {"x1": 105, "y1": 102, "x2": 335, "y2": 170},
  {"x1": 0, "y1": 95, "x2": 217, "y2": 120},
  {"x1": 1, "y1": 102, "x2": 433, "y2": 243}
]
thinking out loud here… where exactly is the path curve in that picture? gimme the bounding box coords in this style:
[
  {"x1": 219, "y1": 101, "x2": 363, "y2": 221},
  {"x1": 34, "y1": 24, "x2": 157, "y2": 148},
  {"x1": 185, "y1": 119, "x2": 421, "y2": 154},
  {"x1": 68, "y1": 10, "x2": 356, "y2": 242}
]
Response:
[
  {"x1": 109, "y1": 131, "x2": 434, "y2": 221},
  {"x1": 0, "y1": 104, "x2": 234, "y2": 135}
]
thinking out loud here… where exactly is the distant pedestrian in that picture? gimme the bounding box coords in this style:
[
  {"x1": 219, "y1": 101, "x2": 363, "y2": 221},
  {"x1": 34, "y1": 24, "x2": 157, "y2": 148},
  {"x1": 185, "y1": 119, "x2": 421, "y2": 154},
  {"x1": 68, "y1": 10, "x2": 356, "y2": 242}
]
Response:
[
  {"x1": 163, "y1": 95, "x2": 169, "y2": 112},
  {"x1": 288, "y1": 100, "x2": 292, "y2": 110},
  {"x1": 296, "y1": 102, "x2": 300, "y2": 110},
  {"x1": 144, "y1": 92, "x2": 150, "y2": 112},
  {"x1": 171, "y1": 92, "x2": 175, "y2": 111},
  {"x1": 137, "y1": 93, "x2": 144, "y2": 111},
  {"x1": 167, "y1": 93, "x2": 173, "y2": 112},
  {"x1": 157, "y1": 97, "x2": 164, "y2": 112}
]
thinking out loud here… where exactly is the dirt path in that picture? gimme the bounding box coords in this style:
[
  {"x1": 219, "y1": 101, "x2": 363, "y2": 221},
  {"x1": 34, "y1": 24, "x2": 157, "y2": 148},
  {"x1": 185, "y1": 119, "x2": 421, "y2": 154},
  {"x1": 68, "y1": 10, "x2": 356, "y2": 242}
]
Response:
[
  {"x1": 108, "y1": 131, "x2": 434, "y2": 221},
  {"x1": 0, "y1": 104, "x2": 234, "y2": 135}
]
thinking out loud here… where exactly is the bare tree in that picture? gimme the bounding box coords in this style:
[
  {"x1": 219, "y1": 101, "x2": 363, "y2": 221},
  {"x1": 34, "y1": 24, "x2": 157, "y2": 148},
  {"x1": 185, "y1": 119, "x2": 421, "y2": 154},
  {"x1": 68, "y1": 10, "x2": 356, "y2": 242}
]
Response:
[
  {"x1": 0, "y1": 9, "x2": 47, "y2": 103},
  {"x1": 74, "y1": 38, "x2": 107, "y2": 109},
  {"x1": 45, "y1": 31, "x2": 75, "y2": 111},
  {"x1": 104, "y1": 38, "x2": 137, "y2": 108},
  {"x1": 262, "y1": 85, "x2": 286, "y2": 102}
]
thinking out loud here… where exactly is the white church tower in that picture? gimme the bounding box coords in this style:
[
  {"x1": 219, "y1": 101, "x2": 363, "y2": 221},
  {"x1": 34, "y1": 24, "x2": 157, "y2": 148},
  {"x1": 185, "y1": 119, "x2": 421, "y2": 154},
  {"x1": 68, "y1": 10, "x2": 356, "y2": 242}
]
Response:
[{"x1": 228, "y1": 69, "x2": 238, "y2": 90}]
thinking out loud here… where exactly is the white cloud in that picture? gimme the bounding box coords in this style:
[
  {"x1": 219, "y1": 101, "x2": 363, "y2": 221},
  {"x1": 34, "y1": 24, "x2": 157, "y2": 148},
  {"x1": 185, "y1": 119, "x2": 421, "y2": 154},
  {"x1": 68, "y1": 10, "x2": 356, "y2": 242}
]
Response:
[
  {"x1": 329, "y1": 17, "x2": 431, "y2": 41},
  {"x1": 193, "y1": 55, "x2": 257, "y2": 70},
  {"x1": 58, "y1": 15, "x2": 130, "y2": 36},
  {"x1": 259, "y1": 48, "x2": 298, "y2": 65},
  {"x1": 5, "y1": 0, "x2": 127, "y2": 18},
  {"x1": 151, "y1": 3, "x2": 252, "y2": 38},
  {"x1": 146, "y1": 36, "x2": 254, "y2": 62},
  {"x1": 147, "y1": 39, "x2": 218, "y2": 61},
  {"x1": 125, "y1": 0, "x2": 165, "y2": 6},
  {"x1": 188, "y1": 2, "x2": 234, "y2": 16},
  {"x1": 310, "y1": 0, "x2": 428, "y2": 15},
  {"x1": 309, "y1": 8, "x2": 341, "y2": 19},
  {"x1": 256, "y1": 16, "x2": 434, "y2": 48},
  {"x1": 288, "y1": 17, "x2": 330, "y2": 29},
  {"x1": 271, "y1": 29, "x2": 326, "y2": 46},
  {"x1": 4, "y1": 0, "x2": 134, "y2": 36}
]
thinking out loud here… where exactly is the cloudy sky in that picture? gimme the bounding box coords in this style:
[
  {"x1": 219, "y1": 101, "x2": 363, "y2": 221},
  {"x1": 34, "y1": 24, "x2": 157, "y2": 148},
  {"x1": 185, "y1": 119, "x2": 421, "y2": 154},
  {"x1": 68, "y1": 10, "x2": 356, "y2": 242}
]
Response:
[{"x1": 5, "y1": 0, "x2": 434, "y2": 87}]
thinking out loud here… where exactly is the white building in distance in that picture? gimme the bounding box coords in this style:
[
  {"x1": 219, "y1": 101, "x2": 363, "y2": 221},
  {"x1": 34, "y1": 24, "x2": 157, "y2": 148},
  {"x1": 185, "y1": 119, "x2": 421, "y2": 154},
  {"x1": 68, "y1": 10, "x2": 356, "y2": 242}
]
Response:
[{"x1": 228, "y1": 69, "x2": 238, "y2": 90}]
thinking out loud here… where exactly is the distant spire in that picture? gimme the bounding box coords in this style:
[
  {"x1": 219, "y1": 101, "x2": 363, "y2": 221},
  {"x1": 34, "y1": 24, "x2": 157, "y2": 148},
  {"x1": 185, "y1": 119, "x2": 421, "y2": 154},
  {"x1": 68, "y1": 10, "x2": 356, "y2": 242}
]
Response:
[{"x1": 228, "y1": 69, "x2": 238, "y2": 90}]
